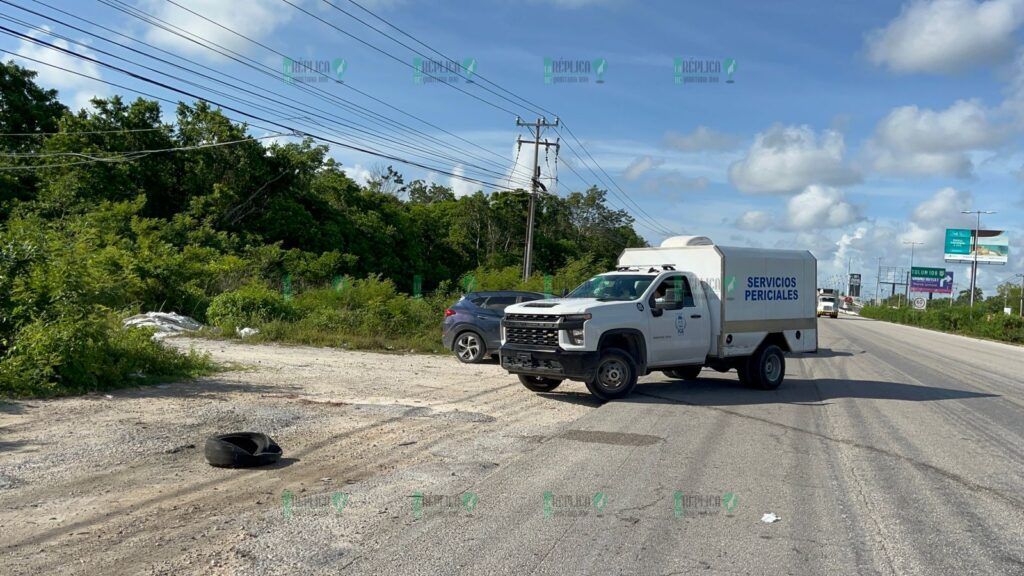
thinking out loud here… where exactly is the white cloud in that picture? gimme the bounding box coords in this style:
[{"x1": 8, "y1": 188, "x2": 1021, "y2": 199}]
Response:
[
  {"x1": 623, "y1": 155, "x2": 664, "y2": 180},
  {"x1": 12, "y1": 26, "x2": 108, "y2": 111},
  {"x1": 735, "y1": 210, "x2": 773, "y2": 231},
  {"x1": 785, "y1": 185, "x2": 863, "y2": 230},
  {"x1": 911, "y1": 186, "x2": 974, "y2": 222},
  {"x1": 663, "y1": 126, "x2": 740, "y2": 152},
  {"x1": 865, "y1": 99, "x2": 1009, "y2": 177},
  {"x1": 728, "y1": 125, "x2": 860, "y2": 194},
  {"x1": 866, "y1": 0, "x2": 1024, "y2": 74},
  {"x1": 449, "y1": 165, "x2": 478, "y2": 198},
  {"x1": 345, "y1": 163, "x2": 373, "y2": 187},
  {"x1": 137, "y1": 0, "x2": 296, "y2": 60}
]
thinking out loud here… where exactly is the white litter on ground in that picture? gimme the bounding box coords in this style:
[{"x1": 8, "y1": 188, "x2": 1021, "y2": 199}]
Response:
[
  {"x1": 761, "y1": 512, "x2": 781, "y2": 523},
  {"x1": 236, "y1": 327, "x2": 260, "y2": 338},
  {"x1": 123, "y1": 312, "x2": 202, "y2": 339}
]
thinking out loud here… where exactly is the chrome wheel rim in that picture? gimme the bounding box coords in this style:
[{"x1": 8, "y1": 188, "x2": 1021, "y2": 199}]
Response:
[
  {"x1": 456, "y1": 334, "x2": 481, "y2": 360},
  {"x1": 598, "y1": 359, "x2": 628, "y2": 390}
]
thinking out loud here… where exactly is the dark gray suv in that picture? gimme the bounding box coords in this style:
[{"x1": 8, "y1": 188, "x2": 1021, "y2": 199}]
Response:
[{"x1": 442, "y1": 291, "x2": 546, "y2": 363}]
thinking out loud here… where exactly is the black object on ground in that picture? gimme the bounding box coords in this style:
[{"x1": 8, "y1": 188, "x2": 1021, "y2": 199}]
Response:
[{"x1": 204, "y1": 432, "x2": 282, "y2": 468}]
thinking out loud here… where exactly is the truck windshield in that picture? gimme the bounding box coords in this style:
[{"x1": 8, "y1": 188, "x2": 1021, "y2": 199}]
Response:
[{"x1": 567, "y1": 274, "x2": 655, "y2": 301}]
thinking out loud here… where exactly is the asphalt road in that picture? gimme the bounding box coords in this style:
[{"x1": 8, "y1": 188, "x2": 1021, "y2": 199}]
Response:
[
  {"x1": 346, "y1": 315, "x2": 1024, "y2": 576},
  {"x1": 2, "y1": 316, "x2": 1023, "y2": 575}
]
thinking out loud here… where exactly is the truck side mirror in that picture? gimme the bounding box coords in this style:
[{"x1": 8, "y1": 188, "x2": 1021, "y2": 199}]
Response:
[{"x1": 649, "y1": 295, "x2": 663, "y2": 317}]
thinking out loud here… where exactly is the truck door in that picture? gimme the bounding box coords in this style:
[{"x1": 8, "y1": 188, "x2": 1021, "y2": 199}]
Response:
[{"x1": 647, "y1": 274, "x2": 711, "y2": 365}]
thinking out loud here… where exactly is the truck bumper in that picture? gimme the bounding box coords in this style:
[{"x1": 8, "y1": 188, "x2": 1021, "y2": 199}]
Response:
[{"x1": 499, "y1": 344, "x2": 599, "y2": 381}]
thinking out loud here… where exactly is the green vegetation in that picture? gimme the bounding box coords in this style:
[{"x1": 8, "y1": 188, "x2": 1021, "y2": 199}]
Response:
[
  {"x1": 0, "y1": 63, "x2": 644, "y2": 397},
  {"x1": 860, "y1": 303, "x2": 1024, "y2": 344}
]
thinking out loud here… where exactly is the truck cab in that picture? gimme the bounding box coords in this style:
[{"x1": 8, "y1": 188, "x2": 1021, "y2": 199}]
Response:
[{"x1": 500, "y1": 237, "x2": 816, "y2": 401}]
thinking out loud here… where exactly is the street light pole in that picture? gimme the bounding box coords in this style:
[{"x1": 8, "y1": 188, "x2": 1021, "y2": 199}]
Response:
[
  {"x1": 903, "y1": 240, "x2": 923, "y2": 304},
  {"x1": 961, "y1": 209, "x2": 996, "y2": 309},
  {"x1": 1017, "y1": 273, "x2": 1024, "y2": 317}
]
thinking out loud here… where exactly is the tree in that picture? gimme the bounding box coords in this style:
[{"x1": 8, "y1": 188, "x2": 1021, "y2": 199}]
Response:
[{"x1": 955, "y1": 287, "x2": 983, "y2": 305}]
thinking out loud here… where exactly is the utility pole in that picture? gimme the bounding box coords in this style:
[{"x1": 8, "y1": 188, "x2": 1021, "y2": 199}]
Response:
[
  {"x1": 903, "y1": 240, "x2": 922, "y2": 303},
  {"x1": 875, "y1": 257, "x2": 882, "y2": 306},
  {"x1": 1017, "y1": 274, "x2": 1024, "y2": 317},
  {"x1": 516, "y1": 116, "x2": 559, "y2": 281},
  {"x1": 961, "y1": 209, "x2": 996, "y2": 309}
]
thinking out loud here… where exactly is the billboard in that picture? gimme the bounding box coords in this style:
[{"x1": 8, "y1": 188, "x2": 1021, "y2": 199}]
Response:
[
  {"x1": 944, "y1": 229, "x2": 1009, "y2": 264},
  {"x1": 848, "y1": 273, "x2": 861, "y2": 298},
  {"x1": 910, "y1": 267, "x2": 953, "y2": 294}
]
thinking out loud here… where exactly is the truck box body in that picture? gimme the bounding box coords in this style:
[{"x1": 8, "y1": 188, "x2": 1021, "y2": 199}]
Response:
[{"x1": 617, "y1": 237, "x2": 817, "y2": 357}]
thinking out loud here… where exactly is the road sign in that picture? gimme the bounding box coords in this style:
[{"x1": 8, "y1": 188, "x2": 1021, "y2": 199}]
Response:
[
  {"x1": 913, "y1": 297, "x2": 927, "y2": 310},
  {"x1": 910, "y1": 267, "x2": 953, "y2": 294},
  {"x1": 944, "y1": 229, "x2": 1009, "y2": 264}
]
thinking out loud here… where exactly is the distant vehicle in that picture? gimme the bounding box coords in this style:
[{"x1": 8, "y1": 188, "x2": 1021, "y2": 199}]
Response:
[
  {"x1": 499, "y1": 236, "x2": 818, "y2": 401},
  {"x1": 817, "y1": 292, "x2": 838, "y2": 318},
  {"x1": 443, "y1": 291, "x2": 546, "y2": 363}
]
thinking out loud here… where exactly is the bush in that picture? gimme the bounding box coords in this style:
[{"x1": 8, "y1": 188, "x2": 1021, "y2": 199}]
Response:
[
  {"x1": 860, "y1": 305, "x2": 1024, "y2": 344},
  {"x1": 206, "y1": 284, "x2": 296, "y2": 331},
  {"x1": 0, "y1": 308, "x2": 213, "y2": 398}
]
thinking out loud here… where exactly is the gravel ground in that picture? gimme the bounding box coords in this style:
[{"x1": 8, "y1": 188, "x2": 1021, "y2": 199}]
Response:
[{"x1": 0, "y1": 340, "x2": 591, "y2": 575}]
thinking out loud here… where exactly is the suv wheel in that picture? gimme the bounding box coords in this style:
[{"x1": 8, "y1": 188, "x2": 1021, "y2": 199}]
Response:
[
  {"x1": 453, "y1": 331, "x2": 486, "y2": 363},
  {"x1": 740, "y1": 344, "x2": 785, "y2": 390},
  {"x1": 663, "y1": 366, "x2": 702, "y2": 381},
  {"x1": 585, "y1": 347, "x2": 638, "y2": 401},
  {"x1": 518, "y1": 375, "x2": 563, "y2": 392}
]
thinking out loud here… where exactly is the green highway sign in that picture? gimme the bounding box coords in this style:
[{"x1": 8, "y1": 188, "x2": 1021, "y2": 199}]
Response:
[{"x1": 911, "y1": 267, "x2": 945, "y2": 279}]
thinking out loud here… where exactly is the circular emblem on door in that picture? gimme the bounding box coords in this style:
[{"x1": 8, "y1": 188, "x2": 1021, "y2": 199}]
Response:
[{"x1": 675, "y1": 314, "x2": 686, "y2": 334}]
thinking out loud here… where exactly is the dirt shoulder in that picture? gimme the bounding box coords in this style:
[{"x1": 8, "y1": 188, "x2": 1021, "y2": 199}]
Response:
[{"x1": 0, "y1": 338, "x2": 593, "y2": 575}]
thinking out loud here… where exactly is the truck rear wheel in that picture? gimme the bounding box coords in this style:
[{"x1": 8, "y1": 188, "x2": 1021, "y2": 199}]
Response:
[
  {"x1": 663, "y1": 366, "x2": 702, "y2": 381},
  {"x1": 740, "y1": 345, "x2": 785, "y2": 390},
  {"x1": 585, "y1": 347, "x2": 638, "y2": 401},
  {"x1": 518, "y1": 375, "x2": 563, "y2": 392}
]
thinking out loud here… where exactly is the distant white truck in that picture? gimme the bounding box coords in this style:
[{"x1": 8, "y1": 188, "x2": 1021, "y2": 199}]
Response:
[
  {"x1": 500, "y1": 236, "x2": 817, "y2": 401},
  {"x1": 817, "y1": 291, "x2": 839, "y2": 318}
]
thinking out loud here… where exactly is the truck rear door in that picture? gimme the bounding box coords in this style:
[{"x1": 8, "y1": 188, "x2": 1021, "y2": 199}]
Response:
[{"x1": 647, "y1": 273, "x2": 711, "y2": 365}]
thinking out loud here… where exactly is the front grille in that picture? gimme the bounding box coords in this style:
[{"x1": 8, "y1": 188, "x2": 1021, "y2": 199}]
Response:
[
  {"x1": 504, "y1": 313, "x2": 560, "y2": 347},
  {"x1": 506, "y1": 326, "x2": 559, "y2": 347}
]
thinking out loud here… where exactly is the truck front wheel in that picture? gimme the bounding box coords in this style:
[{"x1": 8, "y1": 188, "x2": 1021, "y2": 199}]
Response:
[
  {"x1": 518, "y1": 375, "x2": 563, "y2": 392},
  {"x1": 585, "y1": 348, "x2": 638, "y2": 401},
  {"x1": 738, "y1": 345, "x2": 785, "y2": 390}
]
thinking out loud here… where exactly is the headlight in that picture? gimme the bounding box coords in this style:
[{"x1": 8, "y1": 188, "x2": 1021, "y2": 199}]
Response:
[{"x1": 567, "y1": 328, "x2": 585, "y2": 345}]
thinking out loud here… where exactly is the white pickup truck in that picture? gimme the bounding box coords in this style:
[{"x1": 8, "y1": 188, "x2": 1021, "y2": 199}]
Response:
[{"x1": 500, "y1": 236, "x2": 818, "y2": 401}]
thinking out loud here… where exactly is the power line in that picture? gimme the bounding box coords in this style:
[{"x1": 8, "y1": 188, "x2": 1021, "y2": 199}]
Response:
[
  {"x1": 316, "y1": 0, "x2": 548, "y2": 119},
  {"x1": 0, "y1": 127, "x2": 166, "y2": 137},
  {"x1": 278, "y1": 0, "x2": 524, "y2": 117},
  {"x1": 156, "y1": 0, "x2": 513, "y2": 169},
  {"x1": 5, "y1": 1, "x2": 531, "y2": 188},
  {"x1": 0, "y1": 43, "x2": 516, "y2": 191},
  {"x1": 344, "y1": 0, "x2": 557, "y2": 119},
  {"x1": 0, "y1": 133, "x2": 290, "y2": 170}
]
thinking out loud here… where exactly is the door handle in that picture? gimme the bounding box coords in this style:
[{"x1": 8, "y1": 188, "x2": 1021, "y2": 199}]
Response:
[{"x1": 690, "y1": 314, "x2": 702, "y2": 319}]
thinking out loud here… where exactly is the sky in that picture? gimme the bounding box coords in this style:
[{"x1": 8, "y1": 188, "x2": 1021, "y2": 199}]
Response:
[{"x1": 3, "y1": 0, "x2": 1024, "y2": 298}]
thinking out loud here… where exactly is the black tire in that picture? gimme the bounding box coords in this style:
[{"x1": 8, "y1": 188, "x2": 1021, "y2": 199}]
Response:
[
  {"x1": 453, "y1": 330, "x2": 486, "y2": 363},
  {"x1": 205, "y1": 432, "x2": 282, "y2": 468},
  {"x1": 743, "y1": 345, "x2": 785, "y2": 390},
  {"x1": 585, "y1": 347, "x2": 638, "y2": 401},
  {"x1": 518, "y1": 375, "x2": 563, "y2": 392},
  {"x1": 663, "y1": 365, "x2": 702, "y2": 381}
]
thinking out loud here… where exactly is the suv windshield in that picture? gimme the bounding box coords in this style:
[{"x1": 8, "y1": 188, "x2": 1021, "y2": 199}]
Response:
[{"x1": 567, "y1": 274, "x2": 655, "y2": 301}]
